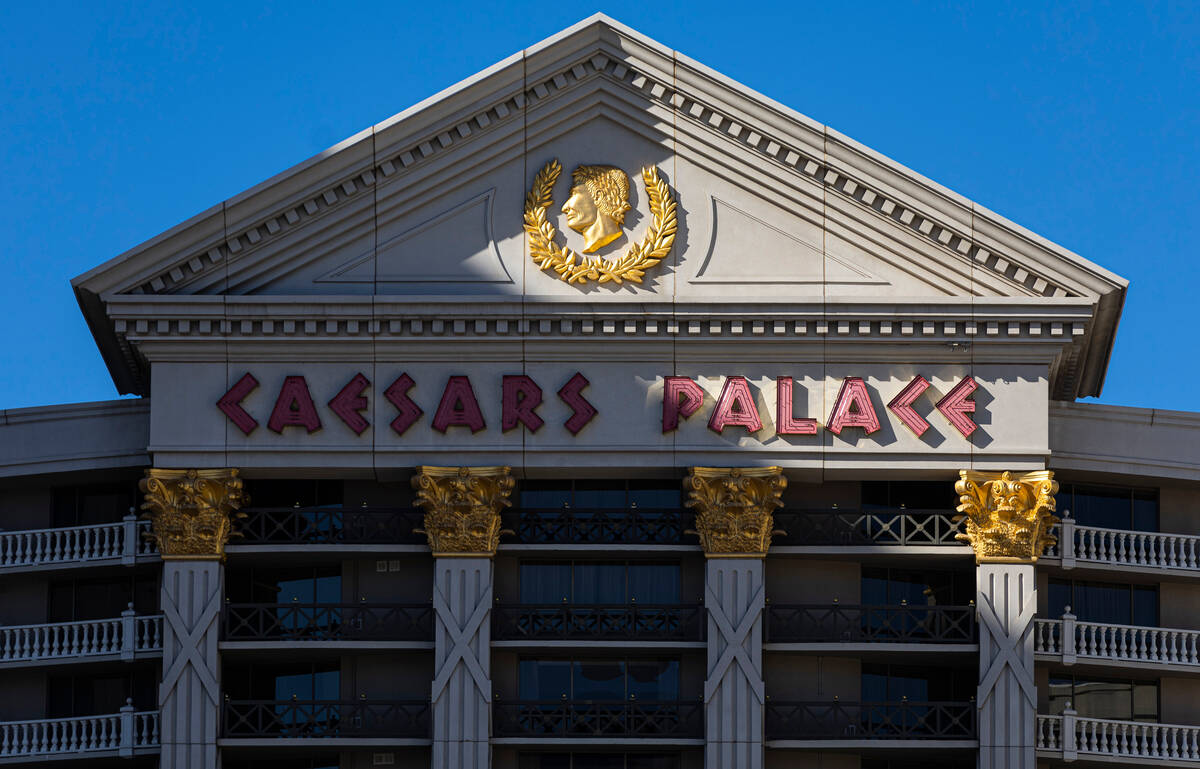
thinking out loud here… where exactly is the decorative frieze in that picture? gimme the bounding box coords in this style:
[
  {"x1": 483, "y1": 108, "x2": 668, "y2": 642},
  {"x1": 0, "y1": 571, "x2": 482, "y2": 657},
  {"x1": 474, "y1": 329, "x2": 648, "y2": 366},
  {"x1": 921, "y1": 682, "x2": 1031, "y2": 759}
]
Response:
[
  {"x1": 139, "y1": 469, "x2": 247, "y2": 560},
  {"x1": 412, "y1": 466, "x2": 515, "y2": 556},
  {"x1": 685, "y1": 467, "x2": 786, "y2": 557},
  {"x1": 954, "y1": 470, "x2": 1060, "y2": 563}
]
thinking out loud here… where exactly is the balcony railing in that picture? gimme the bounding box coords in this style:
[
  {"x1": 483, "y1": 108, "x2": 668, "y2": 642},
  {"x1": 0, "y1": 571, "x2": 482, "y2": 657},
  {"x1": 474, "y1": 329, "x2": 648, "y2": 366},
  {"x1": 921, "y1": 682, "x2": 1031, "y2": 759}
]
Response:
[
  {"x1": 0, "y1": 703, "x2": 158, "y2": 759},
  {"x1": 772, "y1": 510, "x2": 962, "y2": 547},
  {"x1": 501, "y1": 508, "x2": 691, "y2": 545},
  {"x1": 765, "y1": 701, "x2": 975, "y2": 740},
  {"x1": 1045, "y1": 515, "x2": 1200, "y2": 574},
  {"x1": 223, "y1": 700, "x2": 429, "y2": 739},
  {"x1": 1038, "y1": 711, "x2": 1200, "y2": 762},
  {"x1": 223, "y1": 603, "x2": 433, "y2": 642},
  {"x1": 1035, "y1": 611, "x2": 1200, "y2": 669},
  {"x1": 493, "y1": 701, "x2": 702, "y2": 738},
  {"x1": 234, "y1": 507, "x2": 426, "y2": 546},
  {"x1": 765, "y1": 604, "x2": 975, "y2": 644},
  {"x1": 0, "y1": 516, "x2": 154, "y2": 570},
  {"x1": 0, "y1": 609, "x2": 162, "y2": 664},
  {"x1": 492, "y1": 604, "x2": 704, "y2": 642}
]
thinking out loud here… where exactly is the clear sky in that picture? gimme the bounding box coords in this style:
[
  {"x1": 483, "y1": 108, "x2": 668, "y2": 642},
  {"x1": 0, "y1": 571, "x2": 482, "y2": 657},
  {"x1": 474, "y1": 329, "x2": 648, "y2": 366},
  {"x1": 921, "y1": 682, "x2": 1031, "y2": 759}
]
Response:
[{"x1": 1, "y1": 1, "x2": 1196, "y2": 411}]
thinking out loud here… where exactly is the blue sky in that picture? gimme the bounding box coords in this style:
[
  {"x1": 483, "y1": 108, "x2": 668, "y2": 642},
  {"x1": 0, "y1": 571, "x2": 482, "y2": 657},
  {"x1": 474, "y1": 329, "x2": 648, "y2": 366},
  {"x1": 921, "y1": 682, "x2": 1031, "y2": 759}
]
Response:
[{"x1": 1, "y1": 1, "x2": 1196, "y2": 411}]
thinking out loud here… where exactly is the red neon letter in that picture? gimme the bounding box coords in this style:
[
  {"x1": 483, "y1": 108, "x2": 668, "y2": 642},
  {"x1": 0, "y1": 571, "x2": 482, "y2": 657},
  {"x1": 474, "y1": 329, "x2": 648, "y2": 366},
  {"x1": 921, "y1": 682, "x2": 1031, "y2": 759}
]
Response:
[
  {"x1": 708, "y1": 376, "x2": 763, "y2": 434},
  {"x1": 887, "y1": 375, "x2": 932, "y2": 437},
  {"x1": 432, "y1": 376, "x2": 486, "y2": 433},
  {"x1": 384, "y1": 373, "x2": 423, "y2": 436},
  {"x1": 776, "y1": 377, "x2": 817, "y2": 435},
  {"x1": 936, "y1": 376, "x2": 979, "y2": 438},
  {"x1": 558, "y1": 372, "x2": 597, "y2": 435},
  {"x1": 502, "y1": 375, "x2": 544, "y2": 433},
  {"x1": 328, "y1": 373, "x2": 371, "y2": 436},
  {"x1": 218, "y1": 372, "x2": 259, "y2": 435},
  {"x1": 267, "y1": 376, "x2": 322, "y2": 434},
  {"x1": 827, "y1": 377, "x2": 881, "y2": 435},
  {"x1": 663, "y1": 377, "x2": 704, "y2": 433}
]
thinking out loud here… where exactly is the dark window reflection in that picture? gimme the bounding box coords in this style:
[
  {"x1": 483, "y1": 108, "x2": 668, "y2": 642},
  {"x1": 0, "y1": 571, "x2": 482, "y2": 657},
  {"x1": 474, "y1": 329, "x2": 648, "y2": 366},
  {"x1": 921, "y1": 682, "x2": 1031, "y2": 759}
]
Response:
[
  {"x1": 861, "y1": 664, "x2": 974, "y2": 702},
  {"x1": 861, "y1": 481, "x2": 955, "y2": 510},
  {"x1": 223, "y1": 662, "x2": 340, "y2": 701},
  {"x1": 519, "y1": 756, "x2": 681, "y2": 769},
  {"x1": 247, "y1": 479, "x2": 344, "y2": 508},
  {"x1": 1047, "y1": 579, "x2": 1158, "y2": 625},
  {"x1": 519, "y1": 480, "x2": 681, "y2": 510},
  {"x1": 48, "y1": 574, "x2": 158, "y2": 622},
  {"x1": 1048, "y1": 676, "x2": 1158, "y2": 722},
  {"x1": 226, "y1": 566, "x2": 341, "y2": 603},
  {"x1": 518, "y1": 659, "x2": 679, "y2": 701},
  {"x1": 519, "y1": 561, "x2": 681, "y2": 604},
  {"x1": 1056, "y1": 484, "x2": 1158, "y2": 531},
  {"x1": 51, "y1": 482, "x2": 139, "y2": 527},
  {"x1": 861, "y1": 567, "x2": 973, "y2": 606},
  {"x1": 48, "y1": 668, "x2": 156, "y2": 717}
]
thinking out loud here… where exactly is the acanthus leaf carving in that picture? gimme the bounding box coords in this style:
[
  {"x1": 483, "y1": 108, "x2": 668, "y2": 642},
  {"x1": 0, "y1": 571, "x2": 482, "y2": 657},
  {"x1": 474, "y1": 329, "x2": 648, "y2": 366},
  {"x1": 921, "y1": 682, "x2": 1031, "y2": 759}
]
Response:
[
  {"x1": 140, "y1": 468, "x2": 247, "y2": 560},
  {"x1": 412, "y1": 466, "x2": 514, "y2": 556},
  {"x1": 685, "y1": 467, "x2": 786, "y2": 557},
  {"x1": 954, "y1": 469, "x2": 1059, "y2": 563}
]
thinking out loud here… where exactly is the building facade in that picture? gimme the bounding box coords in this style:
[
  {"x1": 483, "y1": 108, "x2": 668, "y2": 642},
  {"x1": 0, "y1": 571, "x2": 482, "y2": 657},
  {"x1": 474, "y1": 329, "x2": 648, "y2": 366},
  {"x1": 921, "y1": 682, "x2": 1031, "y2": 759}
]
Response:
[{"x1": 1, "y1": 15, "x2": 1198, "y2": 769}]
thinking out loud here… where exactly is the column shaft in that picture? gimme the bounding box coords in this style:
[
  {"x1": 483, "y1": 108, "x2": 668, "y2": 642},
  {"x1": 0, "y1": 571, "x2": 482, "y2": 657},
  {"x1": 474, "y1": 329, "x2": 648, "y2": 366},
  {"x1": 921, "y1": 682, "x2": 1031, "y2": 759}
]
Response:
[
  {"x1": 976, "y1": 563, "x2": 1037, "y2": 769},
  {"x1": 705, "y1": 558, "x2": 765, "y2": 769},
  {"x1": 431, "y1": 557, "x2": 492, "y2": 769}
]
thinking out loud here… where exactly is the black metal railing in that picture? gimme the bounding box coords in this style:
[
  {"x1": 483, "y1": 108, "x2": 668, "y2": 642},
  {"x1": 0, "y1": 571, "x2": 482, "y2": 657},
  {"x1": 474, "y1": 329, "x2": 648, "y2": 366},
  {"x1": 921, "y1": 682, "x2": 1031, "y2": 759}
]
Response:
[
  {"x1": 765, "y1": 604, "x2": 975, "y2": 644},
  {"x1": 502, "y1": 507, "x2": 692, "y2": 545},
  {"x1": 223, "y1": 603, "x2": 434, "y2": 641},
  {"x1": 236, "y1": 506, "x2": 426, "y2": 545},
  {"x1": 492, "y1": 604, "x2": 704, "y2": 641},
  {"x1": 494, "y1": 701, "x2": 703, "y2": 737},
  {"x1": 765, "y1": 701, "x2": 975, "y2": 740},
  {"x1": 773, "y1": 509, "x2": 962, "y2": 546},
  {"x1": 223, "y1": 699, "x2": 430, "y2": 738}
]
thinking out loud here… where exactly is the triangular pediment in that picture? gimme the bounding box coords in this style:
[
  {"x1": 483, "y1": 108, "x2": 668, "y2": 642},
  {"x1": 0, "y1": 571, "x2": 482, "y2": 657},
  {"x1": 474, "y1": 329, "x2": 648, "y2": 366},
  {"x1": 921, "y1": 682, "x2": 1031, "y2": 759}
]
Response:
[{"x1": 72, "y1": 14, "x2": 1125, "y2": 398}]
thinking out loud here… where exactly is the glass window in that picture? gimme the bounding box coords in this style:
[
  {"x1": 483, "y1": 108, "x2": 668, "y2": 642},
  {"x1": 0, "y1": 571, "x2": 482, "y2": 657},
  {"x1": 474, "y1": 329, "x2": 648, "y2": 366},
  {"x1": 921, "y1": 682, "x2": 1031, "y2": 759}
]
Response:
[
  {"x1": 223, "y1": 662, "x2": 339, "y2": 701},
  {"x1": 226, "y1": 566, "x2": 341, "y2": 603},
  {"x1": 48, "y1": 575, "x2": 158, "y2": 622},
  {"x1": 573, "y1": 563, "x2": 626, "y2": 604},
  {"x1": 519, "y1": 660, "x2": 571, "y2": 700},
  {"x1": 48, "y1": 668, "x2": 156, "y2": 717},
  {"x1": 861, "y1": 481, "x2": 955, "y2": 510},
  {"x1": 860, "y1": 567, "x2": 973, "y2": 605},
  {"x1": 518, "y1": 562, "x2": 681, "y2": 605},
  {"x1": 1048, "y1": 676, "x2": 1159, "y2": 722},
  {"x1": 520, "y1": 563, "x2": 571, "y2": 603},
  {"x1": 248, "y1": 479, "x2": 343, "y2": 508},
  {"x1": 861, "y1": 664, "x2": 974, "y2": 702},
  {"x1": 629, "y1": 563, "x2": 680, "y2": 604},
  {"x1": 51, "y1": 482, "x2": 139, "y2": 527},
  {"x1": 573, "y1": 660, "x2": 626, "y2": 699},
  {"x1": 1056, "y1": 484, "x2": 1159, "y2": 531},
  {"x1": 519, "y1": 659, "x2": 679, "y2": 701},
  {"x1": 1048, "y1": 579, "x2": 1158, "y2": 625},
  {"x1": 519, "y1": 480, "x2": 680, "y2": 510},
  {"x1": 519, "y1": 756, "x2": 680, "y2": 769}
]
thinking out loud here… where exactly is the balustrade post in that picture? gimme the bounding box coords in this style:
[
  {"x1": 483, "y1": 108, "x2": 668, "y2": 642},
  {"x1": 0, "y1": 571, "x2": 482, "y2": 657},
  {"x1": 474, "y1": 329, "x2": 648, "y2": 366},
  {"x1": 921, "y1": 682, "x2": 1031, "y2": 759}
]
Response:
[
  {"x1": 1060, "y1": 511, "x2": 1075, "y2": 570},
  {"x1": 687, "y1": 467, "x2": 785, "y2": 769},
  {"x1": 120, "y1": 602, "x2": 137, "y2": 662},
  {"x1": 121, "y1": 513, "x2": 139, "y2": 566},
  {"x1": 414, "y1": 466, "x2": 513, "y2": 769},
  {"x1": 119, "y1": 698, "x2": 135, "y2": 758},
  {"x1": 1062, "y1": 608, "x2": 1077, "y2": 666},
  {"x1": 1062, "y1": 705, "x2": 1077, "y2": 761}
]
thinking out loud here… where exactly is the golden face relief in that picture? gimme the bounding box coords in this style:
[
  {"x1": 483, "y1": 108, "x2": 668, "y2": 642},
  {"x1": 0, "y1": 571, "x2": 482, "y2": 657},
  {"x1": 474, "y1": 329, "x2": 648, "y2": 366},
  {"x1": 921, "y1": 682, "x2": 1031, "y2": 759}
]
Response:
[{"x1": 560, "y1": 165, "x2": 631, "y2": 254}]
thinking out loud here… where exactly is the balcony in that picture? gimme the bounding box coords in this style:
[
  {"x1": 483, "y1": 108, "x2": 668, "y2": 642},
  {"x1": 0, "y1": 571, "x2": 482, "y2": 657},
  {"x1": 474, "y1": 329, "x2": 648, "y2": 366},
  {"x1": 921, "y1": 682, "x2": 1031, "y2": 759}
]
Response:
[
  {"x1": 0, "y1": 704, "x2": 159, "y2": 762},
  {"x1": 222, "y1": 603, "x2": 433, "y2": 647},
  {"x1": 231, "y1": 506, "x2": 426, "y2": 548},
  {"x1": 0, "y1": 609, "x2": 162, "y2": 668},
  {"x1": 222, "y1": 700, "x2": 429, "y2": 743},
  {"x1": 492, "y1": 604, "x2": 704, "y2": 646},
  {"x1": 1035, "y1": 611, "x2": 1200, "y2": 675},
  {"x1": 493, "y1": 701, "x2": 703, "y2": 740},
  {"x1": 500, "y1": 507, "x2": 693, "y2": 547},
  {"x1": 764, "y1": 604, "x2": 976, "y2": 650},
  {"x1": 1042, "y1": 516, "x2": 1200, "y2": 579},
  {"x1": 765, "y1": 701, "x2": 976, "y2": 746},
  {"x1": 772, "y1": 509, "x2": 969, "y2": 553},
  {"x1": 0, "y1": 516, "x2": 155, "y2": 573},
  {"x1": 1038, "y1": 712, "x2": 1200, "y2": 765}
]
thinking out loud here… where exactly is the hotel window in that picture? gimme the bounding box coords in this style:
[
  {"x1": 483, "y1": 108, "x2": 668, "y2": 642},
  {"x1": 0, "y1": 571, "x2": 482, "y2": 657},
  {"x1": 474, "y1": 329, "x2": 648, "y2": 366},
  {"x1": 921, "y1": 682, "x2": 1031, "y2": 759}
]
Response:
[
  {"x1": 226, "y1": 565, "x2": 341, "y2": 604},
  {"x1": 48, "y1": 574, "x2": 158, "y2": 622},
  {"x1": 48, "y1": 668, "x2": 156, "y2": 717},
  {"x1": 519, "y1": 561, "x2": 681, "y2": 604},
  {"x1": 519, "y1": 755, "x2": 681, "y2": 769},
  {"x1": 247, "y1": 479, "x2": 344, "y2": 508},
  {"x1": 519, "y1": 658, "x2": 679, "y2": 701},
  {"x1": 1056, "y1": 483, "x2": 1158, "y2": 531},
  {"x1": 519, "y1": 479, "x2": 681, "y2": 510},
  {"x1": 51, "y1": 481, "x2": 138, "y2": 527},
  {"x1": 861, "y1": 566, "x2": 974, "y2": 606},
  {"x1": 1047, "y1": 579, "x2": 1158, "y2": 626},
  {"x1": 225, "y1": 756, "x2": 339, "y2": 769},
  {"x1": 861, "y1": 664, "x2": 974, "y2": 702},
  {"x1": 861, "y1": 481, "x2": 955, "y2": 511},
  {"x1": 1048, "y1": 676, "x2": 1158, "y2": 722},
  {"x1": 223, "y1": 661, "x2": 340, "y2": 701}
]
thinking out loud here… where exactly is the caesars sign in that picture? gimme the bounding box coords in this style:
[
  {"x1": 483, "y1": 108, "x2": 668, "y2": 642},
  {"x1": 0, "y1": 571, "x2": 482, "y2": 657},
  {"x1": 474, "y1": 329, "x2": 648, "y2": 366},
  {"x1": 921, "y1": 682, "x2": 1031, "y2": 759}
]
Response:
[{"x1": 217, "y1": 371, "x2": 981, "y2": 442}]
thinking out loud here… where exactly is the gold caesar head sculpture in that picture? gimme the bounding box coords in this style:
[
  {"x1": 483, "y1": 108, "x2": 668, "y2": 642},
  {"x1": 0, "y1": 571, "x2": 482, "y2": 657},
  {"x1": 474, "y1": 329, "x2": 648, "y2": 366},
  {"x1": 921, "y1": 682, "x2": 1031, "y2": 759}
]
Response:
[{"x1": 561, "y1": 164, "x2": 632, "y2": 253}]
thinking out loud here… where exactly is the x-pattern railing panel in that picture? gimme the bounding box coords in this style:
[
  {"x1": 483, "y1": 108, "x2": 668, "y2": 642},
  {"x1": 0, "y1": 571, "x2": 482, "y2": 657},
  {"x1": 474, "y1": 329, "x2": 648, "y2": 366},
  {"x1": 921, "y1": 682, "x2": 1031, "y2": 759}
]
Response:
[
  {"x1": 773, "y1": 509, "x2": 961, "y2": 546},
  {"x1": 765, "y1": 604, "x2": 976, "y2": 643},
  {"x1": 222, "y1": 700, "x2": 429, "y2": 738},
  {"x1": 223, "y1": 603, "x2": 433, "y2": 641},
  {"x1": 492, "y1": 604, "x2": 704, "y2": 641},
  {"x1": 502, "y1": 508, "x2": 692, "y2": 545},
  {"x1": 765, "y1": 701, "x2": 976, "y2": 740},
  {"x1": 493, "y1": 701, "x2": 702, "y2": 737},
  {"x1": 236, "y1": 507, "x2": 426, "y2": 545}
]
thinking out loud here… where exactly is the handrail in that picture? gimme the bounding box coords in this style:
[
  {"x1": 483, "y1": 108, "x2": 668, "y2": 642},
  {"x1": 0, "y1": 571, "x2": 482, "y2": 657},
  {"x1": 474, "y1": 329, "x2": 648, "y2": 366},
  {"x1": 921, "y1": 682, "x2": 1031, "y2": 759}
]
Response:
[
  {"x1": 1046, "y1": 517, "x2": 1200, "y2": 572},
  {"x1": 502, "y1": 507, "x2": 692, "y2": 545},
  {"x1": 223, "y1": 603, "x2": 433, "y2": 641},
  {"x1": 0, "y1": 612, "x2": 163, "y2": 663},
  {"x1": 765, "y1": 604, "x2": 976, "y2": 644},
  {"x1": 765, "y1": 700, "x2": 976, "y2": 740},
  {"x1": 772, "y1": 509, "x2": 962, "y2": 546},
  {"x1": 0, "y1": 707, "x2": 158, "y2": 757},
  {"x1": 1039, "y1": 712, "x2": 1200, "y2": 762},
  {"x1": 492, "y1": 603, "x2": 704, "y2": 641},
  {"x1": 493, "y1": 700, "x2": 703, "y2": 738},
  {"x1": 0, "y1": 516, "x2": 154, "y2": 569},
  {"x1": 1035, "y1": 614, "x2": 1200, "y2": 667},
  {"x1": 223, "y1": 699, "x2": 429, "y2": 738},
  {"x1": 235, "y1": 507, "x2": 425, "y2": 546}
]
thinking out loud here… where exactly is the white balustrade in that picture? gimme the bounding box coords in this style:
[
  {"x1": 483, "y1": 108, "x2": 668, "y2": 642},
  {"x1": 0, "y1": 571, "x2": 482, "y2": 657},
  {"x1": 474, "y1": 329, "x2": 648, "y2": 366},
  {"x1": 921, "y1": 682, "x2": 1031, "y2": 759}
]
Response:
[
  {"x1": 1047, "y1": 514, "x2": 1200, "y2": 573},
  {"x1": 1040, "y1": 711, "x2": 1200, "y2": 763},
  {"x1": 0, "y1": 515, "x2": 154, "y2": 570},
  {"x1": 0, "y1": 609, "x2": 162, "y2": 664},
  {"x1": 1036, "y1": 611, "x2": 1200, "y2": 669},
  {"x1": 0, "y1": 704, "x2": 158, "y2": 758}
]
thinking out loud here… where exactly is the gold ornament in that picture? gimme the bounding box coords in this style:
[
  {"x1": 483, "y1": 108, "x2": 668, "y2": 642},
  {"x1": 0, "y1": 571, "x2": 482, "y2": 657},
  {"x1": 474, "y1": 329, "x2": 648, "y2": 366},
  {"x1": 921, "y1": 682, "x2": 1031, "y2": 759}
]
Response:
[
  {"x1": 139, "y1": 469, "x2": 247, "y2": 560},
  {"x1": 412, "y1": 466, "x2": 515, "y2": 556},
  {"x1": 524, "y1": 159, "x2": 677, "y2": 285},
  {"x1": 685, "y1": 467, "x2": 786, "y2": 557},
  {"x1": 954, "y1": 470, "x2": 1059, "y2": 563}
]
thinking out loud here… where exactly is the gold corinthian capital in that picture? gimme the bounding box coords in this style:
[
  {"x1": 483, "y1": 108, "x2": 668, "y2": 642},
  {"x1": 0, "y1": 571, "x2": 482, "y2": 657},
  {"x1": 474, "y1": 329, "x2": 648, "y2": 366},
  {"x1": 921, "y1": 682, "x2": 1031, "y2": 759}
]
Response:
[
  {"x1": 412, "y1": 466, "x2": 515, "y2": 557},
  {"x1": 685, "y1": 467, "x2": 786, "y2": 558},
  {"x1": 954, "y1": 470, "x2": 1060, "y2": 563},
  {"x1": 139, "y1": 468, "x2": 247, "y2": 560}
]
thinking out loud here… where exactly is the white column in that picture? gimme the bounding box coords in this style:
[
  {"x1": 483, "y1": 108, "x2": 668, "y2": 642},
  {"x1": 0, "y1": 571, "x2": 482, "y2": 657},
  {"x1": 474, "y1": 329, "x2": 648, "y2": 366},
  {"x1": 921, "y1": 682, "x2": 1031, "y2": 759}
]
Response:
[
  {"x1": 431, "y1": 557, "x2": 492, "y2": 769},
  {"x1": 705, "y1": 558, "x2": 765, "y2": 769},
  {"x1": 976, "y1": 564, "x2": 1037, "y2": 769},
  {"x1": 159, "y1": 561, "x2": 223, "y2": 769}
]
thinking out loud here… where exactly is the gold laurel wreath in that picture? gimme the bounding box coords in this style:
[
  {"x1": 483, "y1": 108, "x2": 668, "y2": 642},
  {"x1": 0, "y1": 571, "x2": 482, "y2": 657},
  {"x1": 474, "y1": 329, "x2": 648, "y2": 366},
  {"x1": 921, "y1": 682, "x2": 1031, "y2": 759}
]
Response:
[{"x1": 523, "y1": 159, "x2": 677, "y2": 285}]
